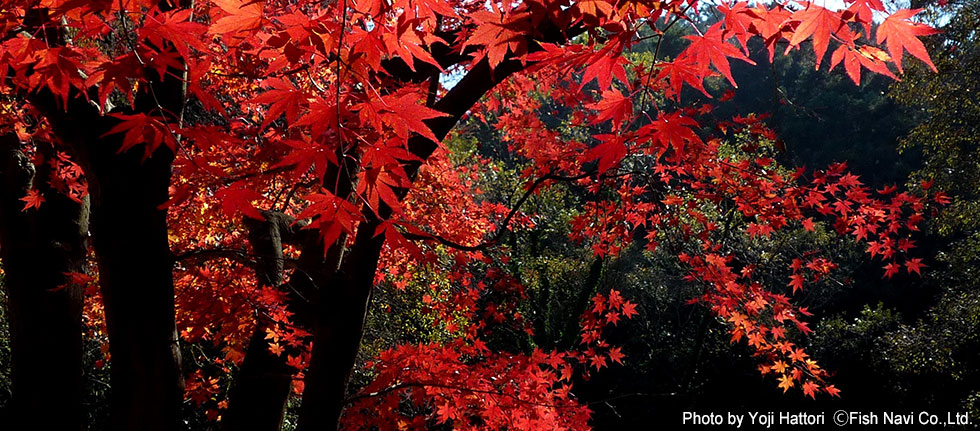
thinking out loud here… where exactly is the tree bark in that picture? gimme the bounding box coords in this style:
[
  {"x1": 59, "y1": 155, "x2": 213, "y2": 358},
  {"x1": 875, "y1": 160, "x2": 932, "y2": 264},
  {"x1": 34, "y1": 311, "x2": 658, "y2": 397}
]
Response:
[
  {"x1": 262, "y1": 11, "x2": 587, "y2": 431},
  {"x1": 89, "y1": 137, "x2": 183, "y2": 431},
  {"x1": 223, "y1": 211, "x2": 313, "y2": 431},
  {"x1": 222, "y1": 325, "x2": 293, "y2": 430},
  {"x1": 294, "y1": 224, "x2": 384, "y2": 431},
  {"x1": 0, "y1": 135, "x2": 89, "y2": 430},
  {"x1": 26, "y1": 71, "x2": 184, "y2": 431},
  {"x1": 19, "y1": 5, "x2": 187, "y2": 428}
]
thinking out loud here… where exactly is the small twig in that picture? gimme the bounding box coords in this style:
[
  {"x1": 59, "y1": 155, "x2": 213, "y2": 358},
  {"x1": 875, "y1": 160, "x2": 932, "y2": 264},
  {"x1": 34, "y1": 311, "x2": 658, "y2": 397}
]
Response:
[
  {"x1": 402, "y1": 170, "x2": 595, "y2": 251},
  {"x1": 346, "y1": 381, "x2": 571, "y2": 408}
]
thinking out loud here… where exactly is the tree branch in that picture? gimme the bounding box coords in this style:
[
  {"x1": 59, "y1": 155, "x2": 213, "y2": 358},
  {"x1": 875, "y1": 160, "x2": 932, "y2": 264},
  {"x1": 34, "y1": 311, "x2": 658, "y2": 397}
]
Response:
[{"x1": 402, "y1": 170, "x2": 594, "y2": 251}]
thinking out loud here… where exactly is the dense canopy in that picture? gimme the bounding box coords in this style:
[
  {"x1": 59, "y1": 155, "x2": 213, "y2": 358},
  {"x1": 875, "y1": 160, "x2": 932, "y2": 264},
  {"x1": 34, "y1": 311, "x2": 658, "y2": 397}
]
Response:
[{"x1": 0, "y1": 0, "x2": 951, "y2": 430}]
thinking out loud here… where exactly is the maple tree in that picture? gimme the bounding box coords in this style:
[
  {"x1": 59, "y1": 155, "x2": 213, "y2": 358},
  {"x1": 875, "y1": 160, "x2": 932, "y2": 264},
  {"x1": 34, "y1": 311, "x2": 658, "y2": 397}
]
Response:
[{"x1": 0, "y1": 0, "x2": 946, "y2": 430}]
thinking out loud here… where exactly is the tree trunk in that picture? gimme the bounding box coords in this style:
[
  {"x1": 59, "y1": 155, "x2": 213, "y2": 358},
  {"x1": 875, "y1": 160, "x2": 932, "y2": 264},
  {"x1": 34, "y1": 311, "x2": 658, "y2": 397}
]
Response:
[
  {"x1": 294, "y1": 56, "x2": 532, "y2": 431},
  {"x1": 225, "y1": 146, "x2": 355, "y2": 431},
  {"x1": 0, "y1": 135, "x2": 89, "y2": 430},
  {"x1": 21, "y1": 5, "x2": 187, "y2": 428},
  {"x1": 89, "y1": 140, "x2": 182, "y2": 431},
  {"x1": 26, "y1": 73, "x2": 184, "y2": 431},
  {"x1": 223, "y1": 211, "x2": 313, "y2": 431},
  {"x1": 295, "y1": 225, "x2": 384, "y2": 431}
]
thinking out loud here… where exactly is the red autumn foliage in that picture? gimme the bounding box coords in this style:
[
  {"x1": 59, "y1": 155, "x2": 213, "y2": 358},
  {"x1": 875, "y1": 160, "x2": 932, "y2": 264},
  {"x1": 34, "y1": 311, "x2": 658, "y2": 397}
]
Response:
[{"x1": 0, "y1": 0, "x2": 944, "y2": 429}]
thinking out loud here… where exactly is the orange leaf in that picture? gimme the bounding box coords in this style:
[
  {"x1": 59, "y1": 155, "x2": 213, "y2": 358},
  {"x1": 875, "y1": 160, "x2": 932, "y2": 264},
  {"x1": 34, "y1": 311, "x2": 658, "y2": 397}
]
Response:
[
  {"x1": 778, "y1": 374, "x2": 794, "y2": 392},
  {"x1": 802, "y1": 380, "x2": 819, "y2": 399}
]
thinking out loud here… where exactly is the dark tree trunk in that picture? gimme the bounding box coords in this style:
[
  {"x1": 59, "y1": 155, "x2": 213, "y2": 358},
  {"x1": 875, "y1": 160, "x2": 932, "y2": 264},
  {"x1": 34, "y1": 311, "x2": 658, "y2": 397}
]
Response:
[
  {"x1": 27, "y1": 74, "x2": 184, "y2": 431},
  {"x1": 295, "y1": 225, "x2": 384, "y2": 431},
  {"x1": 18, "y1": 4, "x2": 187, "y2": 428},
  {"x1": 225, "y1": 150, "x2": 352, "y2": 431},
  {"x1": 222, "y1": 325, "x2": 293, "y2": 430},
  {"x1": 88, "y1": 136, "x2": 182, "y2": 431},
  {"x1": 294, "y1": 55, "x2": 533, "y2": 431},
  {"x1": 240, "y1": 13, "x2": 587, "y2": 431},
  {"x1": 0, "y1": 135, "x2": 89, "y2": 430},
  {"x1": 223, "y1": 211, "x2": 313, "y2": 431}
]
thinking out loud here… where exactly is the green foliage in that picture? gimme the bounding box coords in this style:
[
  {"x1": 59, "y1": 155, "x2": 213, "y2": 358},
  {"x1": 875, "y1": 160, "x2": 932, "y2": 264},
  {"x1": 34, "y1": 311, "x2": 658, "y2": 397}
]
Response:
[
  {"x1": 882, "y1": 289, "x2": 980, "y2": 382},
  {"x1": 812, "y1": 303, "x2": 901, "y2": 374},
  {"x1": 892, "y1": 0, "x2": 980, "y2": 267},
  {"x1": 718, "y1": 39, "x2": 918, "y2": 186},
  {"x1": 881, "y1": 1, "x2": 980, "y2": 418}
]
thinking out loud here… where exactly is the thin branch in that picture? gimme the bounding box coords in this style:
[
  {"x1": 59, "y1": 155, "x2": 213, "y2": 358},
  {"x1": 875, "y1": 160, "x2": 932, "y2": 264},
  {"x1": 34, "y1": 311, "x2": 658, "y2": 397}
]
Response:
[
  {"x1": 586, "y1": 391, "x2": 684, "y2": 406},
  {"x1": 171, "y1": 247, "x2": 277, "y2": 265},
  {"x1": 345, "y1": 381, "x2": 572, "y2": 409},
  {"x1": 402, "y1": 170, "x2": 595, "y2": 251}
]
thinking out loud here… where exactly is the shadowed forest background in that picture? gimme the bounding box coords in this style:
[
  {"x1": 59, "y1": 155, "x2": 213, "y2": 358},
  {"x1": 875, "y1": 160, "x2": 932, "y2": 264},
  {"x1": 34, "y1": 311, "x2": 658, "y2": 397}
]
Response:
[{"x1": 1, "y1": 0, "x2": 979, "y2": 430}]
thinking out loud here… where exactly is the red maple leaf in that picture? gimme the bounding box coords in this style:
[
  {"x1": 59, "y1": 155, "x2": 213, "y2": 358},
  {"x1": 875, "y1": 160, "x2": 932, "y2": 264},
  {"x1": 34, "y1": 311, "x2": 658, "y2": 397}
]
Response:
[
  {"x1": 788, "y1": 274, "x2": 805, "y2": 294},
  {"x1": 681, "y1": 23, "x2": 756, "y2": 87},
  {"x1": 876, "y1": 9, "x2": 940, "y2": 73},
  {"x1": 584, "y1": 134, "x2": 627, "y2": 174},
  {"x1": 747, "y1": 222, "x2": 774, "y2": 238},
  {"x1": 574, "y1": 0, "x2": 616, "y2": 22},
  {"x1": 842, "y1": 0, "x2": 886, "y2": 35},
  {"x1": 208, "y1": 0, "x2": 265, "y2": 40},
  {"x1": 883, "y1": 262, "x2": 901, "y2": 279},
  {"x1": 587, "y1": 89, "x2": 633, "y2": 130},
  {"x1": 589, "y1": 353, "x2": 608, "y2": 370},
  {"x1": 435, "y1": 402, "x2": 458, "y2": 423},
  {"x1": 789, "y1": 348, "x2": 808, "y2": 363},
  {"x1": 215, "y1": 183, "x2": 266, "y2": 220},
  {"x1": 607, "y1": 347, "x2": 625, "y2": 365},
  {"x1": 642, "y1": 111, "x2": 703, "y2": 156},
  {"x1": 657, "y1": 57, "x2": 711, "y2": 99},
  {"x1": 370, "y1": 91, "x2": 448, "y2": 143},
  {"x1": 20, "y1": 189, "x2": 45, "y2": 211},
  {"x1": 463, "y1": 9, "x2": 530, "y2": 69},
  {"x1": 621, "y1": 301, "x2": 638, "y2": 318},
  {"x1": 787, "y1": 4, "x2": 848, "y2": 69},
  {"x1": 251, "y1": 78, "x2": 310, "y2": 131},
  {"x1": 141, "y1": 8, "x2": 208, "y2": 60},
  {"x1": 580, "y1": 48, "x2": 629, "y2": 91},
  {"x1": 830, "y1": 42, "x2": 897, "y2": 85},
  {"x1": 101, "y1": 113, "x2": 177, "y2": 157},
  {"x1": 904, "y1": 258, "x2": 926, "y2": 275}
]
